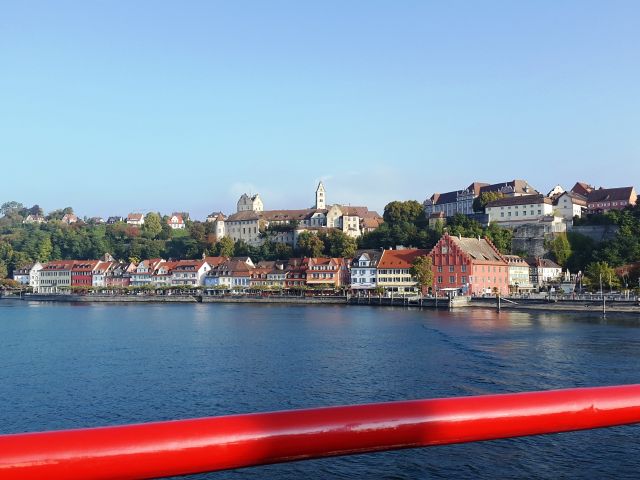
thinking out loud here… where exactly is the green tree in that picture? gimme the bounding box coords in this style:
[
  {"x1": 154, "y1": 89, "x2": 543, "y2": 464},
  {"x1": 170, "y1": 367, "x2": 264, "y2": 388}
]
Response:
[
  {"x1": 0, "y1": 260, "x2": 7, "y2": 279},
  {"x1": 38, "y1": 236, "x2": 53, "y2": 262},
  {"x1": 233, "y1": 239, "x2": 253, "y2": 257},
  {"x1": 410, "y1": 255, "x2": 434, "y2": 293},
  {"x1": 274, "y1": 242, "x2": 294, "y2": 260},
  {"x1": 485, "y1": 223, "x2": 512, "y2": 254},
  {"x1": 473, "y1": 192, "x2": 504, "y2": 212},
  {"x1": 383, "y1": 200, "x2": 425, "y2": 225},
  {"x1": 549, "y1": 233, "x2": 572, "y2": 267},
  {"x1": 323, "y1": 230, "x2": 358, "y2": 258},
  {"x1": 297, "y1": 231, "x2": 325, "y2": 258},
  {"x1": 0, "y1": 201, "x2": 24, "y2": 217},
  {"x1": 213, "y1": 237, "x2": 235, "y2": 257},
  {"x1": 142, "y1": 212, "x2": 163, "y2": 239},
  {"x1": 565, "y1": 232, "x2": 595, "y2": 273},
  {"x1": 584, "y1": 262, "x2": 621, "y2": 291}
]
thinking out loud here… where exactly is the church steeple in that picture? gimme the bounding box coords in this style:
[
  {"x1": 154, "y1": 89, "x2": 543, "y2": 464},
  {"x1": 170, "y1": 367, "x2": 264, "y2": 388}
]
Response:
[{"x1": 315, "y1": 181, "x2": 326, "y2": 209}]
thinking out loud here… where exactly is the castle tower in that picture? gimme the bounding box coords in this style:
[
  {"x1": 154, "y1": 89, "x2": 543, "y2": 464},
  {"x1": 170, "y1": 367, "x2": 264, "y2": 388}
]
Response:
[
  {"x1": 237, "y1": 194, "x2": 263, "y2": 213},
  {"x1": 315, "y1": 181, "x2": 326, "y2": 209}
]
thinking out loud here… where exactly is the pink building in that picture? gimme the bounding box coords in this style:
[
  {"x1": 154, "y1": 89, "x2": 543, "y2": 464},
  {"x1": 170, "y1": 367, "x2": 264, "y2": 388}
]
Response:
[{"x1": 430, "y1": 233, "x2": 509, "y2": 296}]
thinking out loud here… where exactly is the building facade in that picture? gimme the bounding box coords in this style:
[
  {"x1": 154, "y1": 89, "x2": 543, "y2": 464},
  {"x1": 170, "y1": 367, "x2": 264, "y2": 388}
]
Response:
[
  {"x1": 424, "y1": 180, "x2": 539, "y2": 218},
  {"x1": 554, "y1": 191, "x2": 587, "y2": 220},
  {"x1": 38, "y1": 261, "x2": 74, "y2": 293},
  {"x1": 429, "y1": 233, "x2": 509, "y2": 296},
  {"x1": 377, "y1": 248, "x2": 429, "y2": 297},
  {"x1": 586, "y1": 187, "x2": 637, "y2": 214},
  {"x1": 350, "y1": 250, "x2": 382, "y2": 293}
]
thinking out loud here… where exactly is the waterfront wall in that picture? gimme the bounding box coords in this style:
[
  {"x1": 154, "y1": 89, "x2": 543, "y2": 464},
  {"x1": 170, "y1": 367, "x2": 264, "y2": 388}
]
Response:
[
  {"x1": 8, "y1": 293, "x2": 638, "y2": 314},
  {"x1": 202, "y1": 296, "x2": 347, "y2": 305},
  {"x1": 469, "y1": 296, "x2": 640, "y2": 314},
  {"x1": 23, "y1": 294, "x2": 199, "y2": 303}
]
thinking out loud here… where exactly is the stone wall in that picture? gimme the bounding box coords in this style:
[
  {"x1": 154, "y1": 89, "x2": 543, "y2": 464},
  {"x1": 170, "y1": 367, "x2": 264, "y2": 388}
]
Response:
[
  {"x1": 569, "y1": 225, "x2": 619, "y2": 243},
  {"x1": 511, "y1": 224, "x2": 553, "y2": 257}
]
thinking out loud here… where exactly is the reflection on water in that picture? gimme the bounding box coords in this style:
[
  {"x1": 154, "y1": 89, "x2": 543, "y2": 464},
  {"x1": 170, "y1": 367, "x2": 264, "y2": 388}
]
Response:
[{"x1": 1, "y1": 301, "x2": 640, "y2": 478}]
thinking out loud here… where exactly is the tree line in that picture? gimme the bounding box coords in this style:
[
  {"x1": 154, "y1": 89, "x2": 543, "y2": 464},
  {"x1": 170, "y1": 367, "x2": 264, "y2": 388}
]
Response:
[{"x1": 2, "y1": 199, "x2": 639, "y2": 290}]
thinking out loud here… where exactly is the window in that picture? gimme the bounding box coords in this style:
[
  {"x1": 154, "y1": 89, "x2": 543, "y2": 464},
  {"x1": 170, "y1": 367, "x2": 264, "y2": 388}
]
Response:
[
  {"x1": 449, "y1": 276, "x2": 455, "y2": 283},
  {"x1": 461, "y1": 265, "x2": 467, "y2": 272},
  {"x1": 437, "y1": 266, "x2": 443, "y2": 272},
  {"x1": 449, "y1": 265, "x2": 454, "y2": 272},
  {"x1": 462, "y1": 276, "x2": 467, "y2": 283},
  {"x1": 437, "y1": 276, "x2": 443, "y2": 283}
]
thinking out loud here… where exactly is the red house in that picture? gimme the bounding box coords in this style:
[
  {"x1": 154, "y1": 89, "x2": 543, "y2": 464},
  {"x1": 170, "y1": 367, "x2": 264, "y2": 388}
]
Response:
[
  {"x1": 430, "y1": 233, "x2": 509, "y2": 296},
  {"x1": 586, "y1": 187, "x2": 637, "y2": 214},
  {"x1": 71, "y1": 260, "x2": 100, "y2": 288},
  {"x1": 305, "y1": 257, "x2": 350, "y2": 289},
  {"x1": 285, "y1": 258, "x2": 308, "y2": 289}
]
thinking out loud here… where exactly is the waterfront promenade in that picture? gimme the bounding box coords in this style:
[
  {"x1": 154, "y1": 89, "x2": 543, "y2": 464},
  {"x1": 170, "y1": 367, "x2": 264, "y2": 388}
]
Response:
[{"x1": 4, "y1": 291, "x2": 639, "y2": 315}]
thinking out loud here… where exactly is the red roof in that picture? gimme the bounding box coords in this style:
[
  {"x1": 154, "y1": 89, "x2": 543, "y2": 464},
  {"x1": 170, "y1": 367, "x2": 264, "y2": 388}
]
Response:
[
  {"x1": 378, "y1": 249, "x2": 429, "y2": 269},
  {"x1": 42, "y1": 260, "x2": 75, "y2": 271},
  {"x1": 204, "y1": 256, "x2": 228, "y2": 267}
]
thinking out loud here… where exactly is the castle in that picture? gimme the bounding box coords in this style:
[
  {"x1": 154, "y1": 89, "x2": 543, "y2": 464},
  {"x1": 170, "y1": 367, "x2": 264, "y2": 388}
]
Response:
[{"x1": 207, "y1": 182, "x2": 382, "y2": 247}]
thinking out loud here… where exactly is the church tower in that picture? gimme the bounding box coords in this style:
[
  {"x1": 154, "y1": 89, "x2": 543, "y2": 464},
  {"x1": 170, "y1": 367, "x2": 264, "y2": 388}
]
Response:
[{"x1": 315, "y1": 181, "x2": 326, "y2": 209}]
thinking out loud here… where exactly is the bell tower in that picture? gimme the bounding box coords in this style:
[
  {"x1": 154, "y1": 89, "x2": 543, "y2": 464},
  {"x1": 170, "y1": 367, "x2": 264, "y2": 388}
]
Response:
[{"x1": 315, "y1": 181, "x2": 326, "y2": 209}]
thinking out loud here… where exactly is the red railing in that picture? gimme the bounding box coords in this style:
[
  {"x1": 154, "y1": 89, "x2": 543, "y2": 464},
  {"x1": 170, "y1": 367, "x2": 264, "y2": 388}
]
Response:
[{"x1": 2, "y1": 385, "x2": 640, "y2": 480}]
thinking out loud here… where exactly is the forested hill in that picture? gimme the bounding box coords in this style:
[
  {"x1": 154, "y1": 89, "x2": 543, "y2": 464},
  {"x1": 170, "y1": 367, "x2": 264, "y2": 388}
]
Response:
[{"x1": 1, "y1": 200, "x2": 639, "y2": 288}]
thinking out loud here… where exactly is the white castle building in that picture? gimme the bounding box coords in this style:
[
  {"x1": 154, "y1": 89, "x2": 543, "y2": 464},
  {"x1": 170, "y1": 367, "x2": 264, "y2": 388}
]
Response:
[{"x1": 209, "y1": 182, "x2": 383, "y2": 247}]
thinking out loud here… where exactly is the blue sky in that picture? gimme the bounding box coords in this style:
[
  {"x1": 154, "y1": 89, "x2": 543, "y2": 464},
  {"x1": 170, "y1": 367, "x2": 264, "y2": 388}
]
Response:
[{"x1": 1, "y1": 1, "x2": 638, "y2": 219}]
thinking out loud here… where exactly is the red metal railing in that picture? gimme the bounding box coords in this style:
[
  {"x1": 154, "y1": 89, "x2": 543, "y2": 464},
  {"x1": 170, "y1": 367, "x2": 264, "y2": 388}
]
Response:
[{"x1": 2, "y1": 385, "x2": 640, "y2": 480}]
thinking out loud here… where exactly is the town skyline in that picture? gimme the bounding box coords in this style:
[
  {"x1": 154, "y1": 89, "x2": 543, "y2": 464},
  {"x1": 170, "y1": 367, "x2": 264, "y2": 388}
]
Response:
[
  {"x1": 2, "y1": 1, "x2": 639, "y2": 218},
  {"x1": 2, "y1": 174, "x2": 637, "y2": 221}
]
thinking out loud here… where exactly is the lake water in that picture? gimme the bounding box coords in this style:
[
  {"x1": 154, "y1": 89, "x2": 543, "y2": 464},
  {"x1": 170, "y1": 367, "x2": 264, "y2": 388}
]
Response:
[{"x1": 2, "y1": 300, "x2": 640, "y2": 478}]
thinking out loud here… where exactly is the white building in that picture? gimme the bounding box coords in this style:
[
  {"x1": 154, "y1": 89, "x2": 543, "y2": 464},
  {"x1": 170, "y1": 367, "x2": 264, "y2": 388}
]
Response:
[
  {"x1": 547, "y1": 185, "x2": 565, "y2": 199},
  {"x1": 223, "y1": 183, "x2": 383, "y2": 247},
  {"x1": 170, "y1": 260, "x2": 211, "y2": 286},
  {"x1": 12, "y1": 262, "x2": 43, "y2": 287},
  {"x1": 167, "y1": 214, "x2": 186, "y2": 230},
  {"x1": 38, "y1": 261, "x2": 74, "y2": 293},
  {"x1": 127, "y1": 213, "x2": 145, "y2": 226},
  {"x1": 554, "y1": 191, "x2": 587, "y2": 221},
  {"x1": 350, "y1": 251, "x2": 382, "y2": 293},
  {"x1": 315, "y1": 181, "x2": 326, "y2": 209},
  {"x1": 23, "y1": 215, "x2": 46, "y2": 224},
  {"x1": 206, "y1": 212, "x2": 226, "y2": 241},
  {"x1": 486, "y1": 194, "x2": 559, "y2": 228},
  {"x1": 527, "y1": 258, "x2": 563, "y2": 287},
  {"x1": 91, "y1": 260, "x2": 114, "y2": 287},
  {"x1": 61, "y1": 213, "x2": 78, "y2": 224},
  {"x1": 204, "y1": 258, "x2": 255, "y2": 289},
  {"x1": 503, "y1": 255, "x2": 533, "y2": 292},
  {"x1": 130, "y1": 258, "x2": 164, "y2": 286},
  {"x1": 424, "y1": 180, "x2": 539, "y2": 218},
  {"x1": 237, "y1": 194, "x2": 263, "y2": 213}
]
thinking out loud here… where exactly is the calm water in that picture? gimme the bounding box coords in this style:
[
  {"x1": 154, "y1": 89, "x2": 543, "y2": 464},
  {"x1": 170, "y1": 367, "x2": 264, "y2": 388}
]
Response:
[{"x1": 2, "y1": 300, "x2": 640, "y2": 479}]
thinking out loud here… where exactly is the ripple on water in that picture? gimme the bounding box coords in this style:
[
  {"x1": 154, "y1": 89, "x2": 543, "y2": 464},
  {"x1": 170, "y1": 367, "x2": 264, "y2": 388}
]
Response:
[{"x1": 2, "y1": 301, "x2": 640, "y2": 478}]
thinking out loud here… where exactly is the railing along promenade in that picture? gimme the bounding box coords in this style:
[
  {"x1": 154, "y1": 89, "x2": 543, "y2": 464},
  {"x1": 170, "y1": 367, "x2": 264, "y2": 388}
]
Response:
[{"x1": 2, "y1": 385, "x2": 640, "y2": 479}]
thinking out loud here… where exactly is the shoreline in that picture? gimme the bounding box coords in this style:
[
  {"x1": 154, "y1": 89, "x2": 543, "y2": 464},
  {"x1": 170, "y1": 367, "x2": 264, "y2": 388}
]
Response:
[{"x1": 2, "y1": 293, "x2": 639, "y2": 315}]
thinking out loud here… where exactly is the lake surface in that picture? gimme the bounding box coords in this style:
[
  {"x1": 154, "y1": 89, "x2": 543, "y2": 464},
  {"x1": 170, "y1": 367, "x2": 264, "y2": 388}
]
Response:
[{"x1": 2, "y1": 300, "x2": 640, "y2": 479}]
